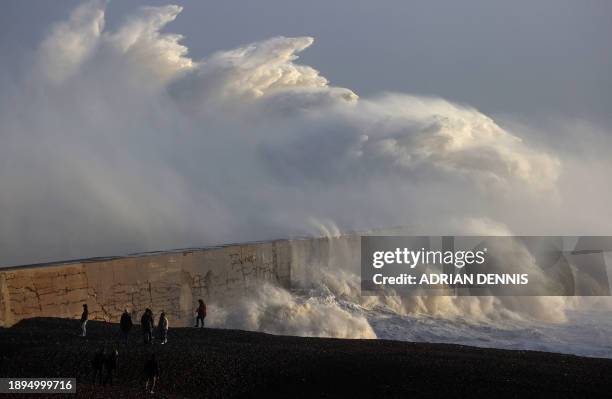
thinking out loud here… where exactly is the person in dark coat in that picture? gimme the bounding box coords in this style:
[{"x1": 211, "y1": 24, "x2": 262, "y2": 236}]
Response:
[
  {"x1": 141, "y1": 309, "x2": 154, "y2": 344},
  {"x1": 144, "y1": 354, "x2": 159, "y2": 394},
  {"x1": 120, "y1": 309, "x2": 133, "y2": 344},
  {"x1": 91, "y1": 347, "x2": 105, "y2": 384},
  {"x1": 157, "y1": 312, "x2": 169, "y2": 344},
  {"x1": 195, "y1": 299, "x2": 206, "y2": 328},
  {"x1": 104, "y1": 348, "x2": 119, "y2": 385},
  {"x1": 80, "y1": 304, "x2": 89, "y2": 337}
]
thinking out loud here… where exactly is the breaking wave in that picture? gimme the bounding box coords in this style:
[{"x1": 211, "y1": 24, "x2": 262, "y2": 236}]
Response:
[
  {"x1": 1, "y1": 1, "x2": 611, "y2": 357},
  {"x1": 208, "y1": 232, "x2": 612, "y2": 357}
]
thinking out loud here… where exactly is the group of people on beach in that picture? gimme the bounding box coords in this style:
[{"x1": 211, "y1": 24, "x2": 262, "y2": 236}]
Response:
[
  {"x1": 79, "y1": 299, "x2": 207, "y2": 394},
  {"x1": 79, "y1": 299, "x2": 208, "y2": 342}
]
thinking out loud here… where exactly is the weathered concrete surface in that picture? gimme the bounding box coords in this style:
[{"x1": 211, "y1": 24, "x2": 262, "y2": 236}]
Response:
[
  {"x1": 0, "y1": 239, "x2": 298, "y2": 327},
  {"x1": 0, "y1": 234, "x2": 364, "y2": 327}
]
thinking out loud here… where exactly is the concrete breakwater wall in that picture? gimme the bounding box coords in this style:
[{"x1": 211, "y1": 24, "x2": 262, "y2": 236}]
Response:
[{"x1": 0, "y1": 234, "x2": 361, "y2": 327}]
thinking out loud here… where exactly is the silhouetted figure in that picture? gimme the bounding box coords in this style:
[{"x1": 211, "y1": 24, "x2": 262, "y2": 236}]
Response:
[
  {"x1": 104, "y1": 348, "x2": 119, "y2": 385},
  {"x1": 120, "y1": 309, "x2": 133, "y2": 344},
  {"x1": 195, "y1": 300, "x2": 206, "y2": 328},
  {"x1": 91, "y1": 347, "x2": 105, "y2": 384},
  {"x1": 80, "y1": 304, "x2": 89, "y2": 337},
  {"x1": 141, "y1": 309, "x2": 154, "y2": 344},
  {"x1": 158, "y1": 312, "x2": 169, "y2": 344},
  {"x1": 144, "y1": 354, "x2": 159, "y2": 394}
]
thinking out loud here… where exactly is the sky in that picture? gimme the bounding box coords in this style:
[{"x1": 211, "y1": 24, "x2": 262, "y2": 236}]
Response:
[
  {"x1": 2, "y1": 0, "x2": 611, "y2": 128},
  {"x1": 0, "y1": 1, "x2": 611, "y2": 267}
]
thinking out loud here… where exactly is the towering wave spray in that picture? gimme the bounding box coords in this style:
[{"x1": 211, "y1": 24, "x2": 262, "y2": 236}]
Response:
[{"x1": 1, "y1": 2, "x2": 611, "y2": 347}]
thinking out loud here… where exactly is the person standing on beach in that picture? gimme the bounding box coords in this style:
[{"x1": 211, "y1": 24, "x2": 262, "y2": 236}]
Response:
[
  {"x1": 91, "y1": 347, "x2": 105, "y2": 384},
  {"x1": 120, "y1": 309, "x2": 133, "y2": 344},
  {"x1": 144, "y1": 354, "x2": 159, "y2": 394},
  {"x1": 158, "y1": 312, "x2": 169, "y2": 344},
  {"x1": 104, "y1": 348, "x2": 119, "y2": 385},
  {"x1": 80, "y1": 304, "x2": 89, "y2": 337},
  {"x1": 141, "y1": 309, "x2": 154, "y2": 344},
  {"x1": 148, "y1": 309, "x2": 156, "y2": 342},
  {"x1": 195, "y1": 299, "x2": 206, "y2": 328}
]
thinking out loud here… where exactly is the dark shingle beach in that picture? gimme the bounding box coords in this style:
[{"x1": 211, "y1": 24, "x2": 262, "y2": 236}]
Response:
[{"x1": 1, "y1": 318, "x2": 611, "y2": 398}]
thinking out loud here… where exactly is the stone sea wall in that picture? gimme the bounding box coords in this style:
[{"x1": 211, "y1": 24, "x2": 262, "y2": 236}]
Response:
[
  {"x1": 0, "y1": 234, "x2": 361, "y2": 327},
  {"x1": 0, "y1": 239, "x2": 295, "y2": 327}
]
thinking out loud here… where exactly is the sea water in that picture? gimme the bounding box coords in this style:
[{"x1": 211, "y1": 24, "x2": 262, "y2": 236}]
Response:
[{"x1": 365, "y1": 307, "x2": 612, "y2": 358}]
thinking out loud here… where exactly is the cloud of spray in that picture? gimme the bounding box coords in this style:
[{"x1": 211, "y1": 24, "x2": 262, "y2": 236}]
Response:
[
  {"x1": 1, "y1": 1, "x2": 611, "y2": 335},
  {"x1": 207, "y1": 282, "x2": 376, "y2": 339},
  {"x1": 282, "y1": 223, "x2": 583, "y2": 325}
]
